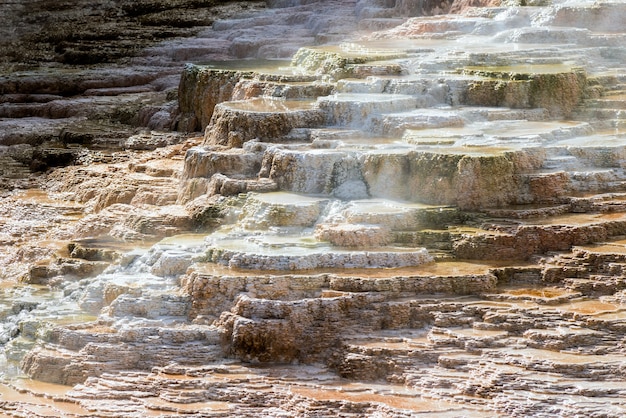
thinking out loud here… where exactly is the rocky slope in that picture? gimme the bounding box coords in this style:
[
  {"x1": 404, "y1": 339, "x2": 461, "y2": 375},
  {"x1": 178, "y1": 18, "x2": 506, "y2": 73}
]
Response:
[
  {"x1": 3, "y1": 0, "x2": 626, "y2": 417},
  {"x1": 0, "y1": 0, "x2": 266, "y2": 67},
  {"x1": 0, "y1": 0, "x2": 265, "y2": 191}
]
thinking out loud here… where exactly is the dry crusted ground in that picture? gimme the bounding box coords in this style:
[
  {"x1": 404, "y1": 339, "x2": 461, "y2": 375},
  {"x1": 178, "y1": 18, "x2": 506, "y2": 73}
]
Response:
[
  {"x1": 0, "y1": 0, "x2": 264, "y2": 68},
  {"x1": 0, "y1": 0, "x2": 265, "y2": 191}
]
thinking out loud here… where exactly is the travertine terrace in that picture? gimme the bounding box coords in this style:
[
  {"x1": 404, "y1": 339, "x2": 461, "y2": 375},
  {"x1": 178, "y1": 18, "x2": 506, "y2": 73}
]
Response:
[{"x1": 2, "y1": 0, "x2": 626, "y2": 416}]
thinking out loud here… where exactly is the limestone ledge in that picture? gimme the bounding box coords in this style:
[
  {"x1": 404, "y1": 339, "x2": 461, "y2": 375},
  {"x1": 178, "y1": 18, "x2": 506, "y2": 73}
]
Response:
[
  {"x1": 206, "y1": 247, "x2": 434, "y2": 270},
  {"x1": 184, "y1": 145, "x2": 553, "y2": 209},
  {"x1": 182, "y1": 269, "x2": 498, "y2": 323},
  {"x1": 177, "y1": 63, "x2": 331, "y2": 132},
  {"x1": 315, "y1": 223, "x2": 393, "y2": 247},
  {"x1": 203, "y1": 100, "x2": 325, "y2": 147},
  {"x1": 20, "y1": 324, "x2": 222, "y2": 386},
  {"x1": 187, "y1": 269, "x2": 497, "y2": 363},
  {"x1": 3, "y1": 0, "x2": 626, "y2": 416},
  {"x1": 455, "y1": 215, "x2": 626, "y2": 260},
  {"x1": 463, "y1": 69, "x2": 588, "y2": 118}
]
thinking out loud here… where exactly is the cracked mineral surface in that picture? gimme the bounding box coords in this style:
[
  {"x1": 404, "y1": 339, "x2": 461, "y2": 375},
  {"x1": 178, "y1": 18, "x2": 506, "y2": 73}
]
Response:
[{"x1": 2, "y1": 0, "x2": 626, "y2": 416}]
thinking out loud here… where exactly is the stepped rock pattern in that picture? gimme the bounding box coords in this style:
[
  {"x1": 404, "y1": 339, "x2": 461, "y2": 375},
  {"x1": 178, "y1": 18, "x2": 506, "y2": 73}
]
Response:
[{"x1": 2, "y1": 0, "x2": 626, "y2": 416}]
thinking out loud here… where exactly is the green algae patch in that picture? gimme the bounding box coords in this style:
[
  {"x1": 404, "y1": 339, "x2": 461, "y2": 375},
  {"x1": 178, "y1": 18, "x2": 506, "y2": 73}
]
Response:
[
  {"x1": 362, "y1": 149, "x2": 534, "y2": 209},
  {"x1": 463, "y1": 66, "x2": 588, "y2": 117},
  {"x1": 528, "y1": 70, "x2": 588, "y2": 117}
]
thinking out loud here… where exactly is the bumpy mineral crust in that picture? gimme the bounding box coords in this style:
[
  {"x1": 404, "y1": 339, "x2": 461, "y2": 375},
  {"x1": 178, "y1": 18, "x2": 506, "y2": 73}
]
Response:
[{"x1": 2, "y1": 0, "x2": 626, "y2": 417}]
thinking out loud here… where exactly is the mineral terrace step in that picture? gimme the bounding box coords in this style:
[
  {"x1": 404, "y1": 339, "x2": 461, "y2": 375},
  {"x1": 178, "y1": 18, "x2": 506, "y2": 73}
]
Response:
[
  {"x1": 376, "y1": 108, "x2": 466, "y2": 136},
  {"x1": 330, "y1": 199, "x2": 461, "y2": 230},
  {"x1": 207, "y1": 245, "x2": 434, "y2": 270},
  {"x1": 183, "y1": 146, "x2": 263, "y2": 179},
  {"x1": 587, "y1": 96, "x2": 626, "y2": 109},
  {"x1": 291, "y1": 45, "x2": 408, "y2": 75},
  {"x1": 453, "y1": 212, "x2": 626, "y2": 261},
  {"x1": 344, "y1": 57, "x2": 406, "y2": 76},
  {"x1": 317, "y1": 93, "x2": 419, "y2": 127},
  {"x1": 574, "y1": 108, "x2": 625, "y2": 120},
  {"x1": 402, "y1": 119, "x2": 591, "y2": 148},
  {"x1": 567, "y1": 193, "x2": 626, "y2": 213},
  {"x1": 204, "y1": 98, "x2": 325, "y2": 146},
  {"x1": 335, "y1": 74, "x2": 448, "y2": 107},
  {"x1": 483, "y1": 204, "x2": 571, "y2": 219},
  {"x1": 541, "y1": 155, "x2": 583, "y2": 171},
  {"x1": 357, "y1": 18, "x2": 407, "y2": 31}
]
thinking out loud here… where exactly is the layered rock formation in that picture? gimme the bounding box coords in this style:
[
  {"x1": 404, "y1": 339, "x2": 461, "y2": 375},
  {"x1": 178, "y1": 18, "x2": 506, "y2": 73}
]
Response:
[
  {"x1": 2, "y1": 0, "x2": 626, "y2": 417},
  {"x1": 0, "y1": 0, "x2": 269, "y2": 185}
]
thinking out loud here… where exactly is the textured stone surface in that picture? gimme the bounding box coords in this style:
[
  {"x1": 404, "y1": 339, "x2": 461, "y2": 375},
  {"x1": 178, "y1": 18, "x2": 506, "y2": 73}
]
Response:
[
  {"x1": 203, "y1": 100, "x2": 325, "y2": 146},
  {"x1": 177, "y1": 67, "x2": 255, "y2": 132},
  {"x1": 3, "y1": 0, "x2": 626, "y2": 417}
]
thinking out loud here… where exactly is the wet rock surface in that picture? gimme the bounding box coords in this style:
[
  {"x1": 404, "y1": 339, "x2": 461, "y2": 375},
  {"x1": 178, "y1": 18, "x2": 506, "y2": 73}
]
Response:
[{"x1": 2, "y1": 0, "x2": 626, "y2": 417}]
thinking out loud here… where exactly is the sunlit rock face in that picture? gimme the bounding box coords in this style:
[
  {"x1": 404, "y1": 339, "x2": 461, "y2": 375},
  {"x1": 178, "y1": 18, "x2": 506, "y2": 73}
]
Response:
[
  {"x1": 203, "y1": 99, "x2": 325, "y2": 146},
  {"x1": 177, "y1": 62, "x2": 333, "y2": 132},
  {"x1": 182, "y1": 146, "x2": 263, "y2": 179},
  {"x1": 4, "y1": 0, "x2": 626, "y2": 417}
]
